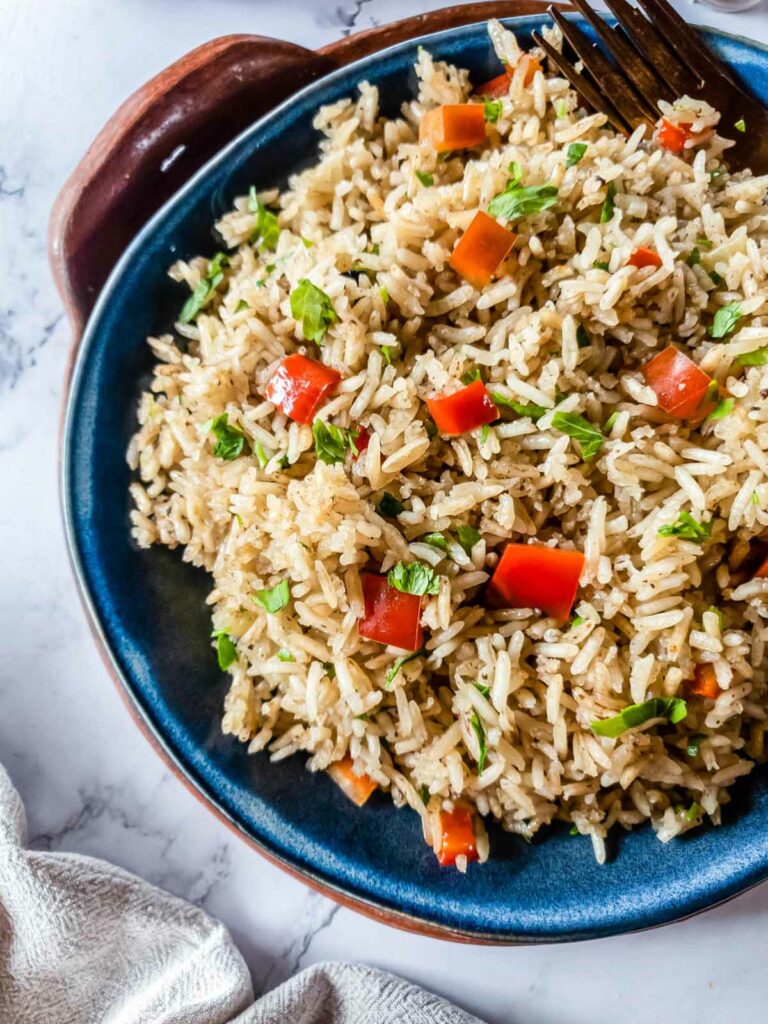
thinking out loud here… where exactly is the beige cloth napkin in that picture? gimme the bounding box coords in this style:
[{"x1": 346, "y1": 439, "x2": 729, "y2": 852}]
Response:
[{"x1": 0, "y1": 764, "x2": 484, "y2": 1024}]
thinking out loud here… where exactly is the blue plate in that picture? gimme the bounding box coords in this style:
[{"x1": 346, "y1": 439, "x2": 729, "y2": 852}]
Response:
[{"x1": 62, "y1": 15, "x2": 768, "y2": 941}]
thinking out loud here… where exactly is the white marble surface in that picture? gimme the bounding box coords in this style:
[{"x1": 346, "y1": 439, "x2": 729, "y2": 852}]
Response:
[{"x1": 3, "y1": 0, "x2": 768, "y2": 1020}]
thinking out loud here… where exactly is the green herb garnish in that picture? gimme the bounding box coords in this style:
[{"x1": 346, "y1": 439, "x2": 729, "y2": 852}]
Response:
[
  {"x1": 253, "y1": 442, "x2": 270, "y2": 469},
  {"x1": 658, "y1": 512, "x2": 712, "y2": 541},
  {"x1": 277, "y1": 649, "x2": 295, "y2": 662},
  {"x1": 475, "y1": 682, "x2": 491, "y2": 698},
  {"x1": 593, "y1": 260, "x2": 610, "y2": 271},
  {"x1": 457, "y1": 524, "x2": 481, "y2": 556},
  {"x1": 686, "y1": 733, "x2": 706, "y2": 758},
  {"x1": 248, "y1": 187, "x2": 279, "y2": 250},
  {"x1": 566, "y1": 142, "x2": 587, "y2": 167},
  {"x1": 180, "y1": 252, "x2": 230, "y2": 323},
  {"x1": 387, "y1": 560, "x2": 441, "y2": 596},
  {"x1": 737, "y1": 346, "x2": 768, "y2": 366},
  {"x1": 379, "y1": 286, "x2": 390, "y2": 305},
  {"x1": 254, "y1": 580, "x2": 291, "y2": 614},
  {"x1": 235, "y1": 299, "x2": 250, "y2": 312},
  {"x1": 212, "y1": 630, "x2": 237, "y2": 670},
  {"x1": 711, "y1": 302, "x2": 741, "y2": 339},
  {"x1": 551, "y1": 411, "x2": 604, "y2": 460},
  {"x1": 312, "y1": 419, "x2": 358, "y2": 465},
  {"x1": 591, "y1": 697, "x2": 687, "y2": 738},
  {"x1": 290, "y1": 279, "x2": 337, "y2": 343},
  {"x1": 470, "y1": 713, "x2": 488, "y2": 773},
  {"x1": 708, "y1": 397, "x2": 734, "y2": 421},
  {"x1": 461, "y1": 367, "x2": 483, "y2": 384},
  {"x1": 206, "y1": 413, "x2": 245, "y2": 461},
  {"x1": 322, "y1": 662, "x2": 336, "y2": 679},
  {"x1": 423, "y1": 532, "x2": 449, "y2": 552},
  {"x1": 416, "y1": 170, "x2": 435, "y2": 187},
  {"x1": 604, "y1": 412, "x2": 619, "y2": 432},
  {"x1": 376, "y1": 491, "x2": 404, "y2": 517},
  {"x1": 385, "y1": 648, "x2": 425, "y2": 688},
  {"x1": 483, "y1": 98, "x2": 502, "y2": 123},
  {"x1": 507, "y1": 160, "x2": 523, "y2": 187},
  {"x1": 488, "y1": 183, "x2": 558, "y2": 221},
  {"x1": 600, "y1": 181, "x2": 616, "y2": 223},
  {"x1": 479, "y1": 424, "x2": 490, "y2": 444},
  {"x1": 735, "y1": 118, "x2": 746, "y2": 133},
  {"x1": 490, "y1": 391, "x2": 547, "y2": 420},
  {"x1": 576, "y1": 324, "x2": 590, "y2": 348},
  {"x1": 687, "y1": 248, "x2": 701, "y2": 267}
]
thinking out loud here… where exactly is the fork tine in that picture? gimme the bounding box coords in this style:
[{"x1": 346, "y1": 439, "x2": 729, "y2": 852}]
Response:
[
  {"x1": 635, "y1": 0, "x2": 737, "y2": 88},
  {"x1": 601, "y1": 0, "x2": 700, "y2": 99},
  {"x1": 567, "y1": 0, "x2": 661, "y2": 117},
  {"x1": 548, "y1": 6, "x2": 652, "y2": 131},
  {"x1": 532, "y1": 30, "x2": 629, "y2": 134}
]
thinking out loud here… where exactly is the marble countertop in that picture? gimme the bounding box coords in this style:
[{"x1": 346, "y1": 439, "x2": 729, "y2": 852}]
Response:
[{"x1": 3, "y1": 0, "x2": 768, "y2": 1020}]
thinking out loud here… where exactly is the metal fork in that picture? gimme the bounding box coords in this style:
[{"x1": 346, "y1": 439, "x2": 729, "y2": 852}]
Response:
[{"x1": 531, "y1": 0, "x2": 768, "y2": 172}]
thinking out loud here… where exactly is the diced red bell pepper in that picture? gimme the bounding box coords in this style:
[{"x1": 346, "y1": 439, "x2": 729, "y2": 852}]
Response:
[
  {"x1": 449, "y1": 211, "x2": 516, "y2": 289},
  {"x1": 426, "y1": 380, "x2": 498, "y2": 436},
  {"x1": 434, "y1": 805, "x2": 478, "y2": 866},
  {"x1": 419, "y1": 104, "x2": 487, "y2": 152},
  {"x1": 488, "y1": 543, "x2": 584, "y2": 621},
  {"x1": 687, "y1": 663, "x2": 721, "y2": 700},
  {"x1": 359, "y1": 573, "x2": 424, "y2": 651},
  {"x1": 475, "y1": 54, "x2": 543, "y2": 97},
  {"x1": 657, "y1": 117, "x2": 695, "y2": 153},
  {"x1": 641, "y1": 345, "x2": 717, "y2": 420},
  {"x1": 352, "y1": 426, "x2": 370, "y2": 455},
  {"x1": 265, "y1": 353, "x2": 342, "y2": 425},
  {"x1": 327, "y1": 757, "x2": 378, "y2": 806},
  {"x1": 755, "y1": 556, "x2": 768, "y2": 579},
  {"x1": 628, "y1": 247, "x2": 663, "y2": 270}
]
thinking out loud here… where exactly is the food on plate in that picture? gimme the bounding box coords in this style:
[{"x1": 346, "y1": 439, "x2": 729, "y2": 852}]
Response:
[{"x1": 128, "y1": 20, "x2": 768, "y2": 869}]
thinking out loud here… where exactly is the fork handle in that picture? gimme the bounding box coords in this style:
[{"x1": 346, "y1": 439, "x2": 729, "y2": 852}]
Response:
[{"x1": 49, "y1": 1, "x2": 558, "y2": 336}]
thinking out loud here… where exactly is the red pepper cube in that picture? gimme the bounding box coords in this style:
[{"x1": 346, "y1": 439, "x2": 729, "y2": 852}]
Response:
[
  {"x1": 686, "y1": 663, "x2": 720, "y2": 700},
  {"x1": 756, "y1": 556, "x2": 768, "y2": 579},
  {"x1": 657, "y1": 117, "x2": 695, "y2": 153},
  {"x1": 426, "y1": 380, "x2": 498, "y2": 436},
  {"x1": 475, "y1": 69, "x2": 511, "y2": 98},
  {"x1": 641, "y1": 345, "x2": 717, "y2": 420},
  {"x1": 628, "y1": 247, "x2": 663, "y2": 270},
  {"x1": 419, "y1": 104, "x2": 487, "y2": 152},
  {"x1": 352, "y1": 426, "x2": 370, "y2": 455},
  {"x1": 434, "y1": 805, "x2": 478, "y2": 866},
  {"x1": 449, "y1": 211, "x2": 516, "y2": 289},
  {"x1": 327, "y1": 757, "x2": 378, "y2": 806},
  {"x1": 265, "y1": 353, "x2": 341, "y2": 425},
  {"x1": 358, "y1": 573, "x2": 424, "y2": 652},
  {"x1": 488, "y1": 543, "x2": 584, "y2": 622}
]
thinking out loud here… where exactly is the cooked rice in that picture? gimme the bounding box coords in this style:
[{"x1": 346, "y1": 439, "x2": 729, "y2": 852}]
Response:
[{"x1": 127, "y1": 21, "x2": 768, "y2": 864}]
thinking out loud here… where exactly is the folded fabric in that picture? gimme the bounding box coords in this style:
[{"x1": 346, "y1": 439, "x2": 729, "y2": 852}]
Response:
[{"x1": 0, "y1": 764, "x2": 484, "y2": 1024}]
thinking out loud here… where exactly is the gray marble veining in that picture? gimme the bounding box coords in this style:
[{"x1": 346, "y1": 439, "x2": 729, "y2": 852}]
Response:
[{"x1": 2, "y1": 1, "x2": 768, "y2": 1021}]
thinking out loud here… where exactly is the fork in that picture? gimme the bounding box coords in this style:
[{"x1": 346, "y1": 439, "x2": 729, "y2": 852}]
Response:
[{"x1": 530, "y1": 0, "x2": 768, "y2": 172}]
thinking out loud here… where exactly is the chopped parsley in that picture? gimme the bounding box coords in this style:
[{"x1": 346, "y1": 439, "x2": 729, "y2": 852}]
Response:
[
  {"x1": 301, "y1": 236, "x2": 314, "y2": 249},
  {"x1": 248, "y1": 187, "x2": 279, "y2": 250},
  {"x1": 387, "y1": 560, "x2": 441, "y2": 596},
  {"x1": 381, "y1": 345, "x2": 393, "y2": 365},
  {"x1": 423, "y1": 532, "x2": 449, "y2": 552},
  {"x1": 179, "y1": 252, "x2": 230, "y2": 323},
  {"x1": 253, "y1": 579, "x2": 291, "y2": 614},
  {"x1": 507, "y1": 160, "x2": 523, "y2": 188},
  {"x1": 687, "y1": 248, "x2": 701, "y2": 267},
  {"x1": 290, "y1": 279, "x2": 336, "y2": 343},
  {"x1": 735, "y1": 118, "x2": 746, "y2": 133},
  {"x1": 483, "y1": 98, "x2": 502, "y2": 123},
  {"x1": 385, "y1": 648, "x2": 425, "y2": 688},
  {"x1": 235, "y1": 299, "x2": 249, "y2": 312},
  {"x1": 570, "y1": 615, "x2": 585, "y2": 630},
  {"x1": 277, "y1": 649, "x2": 295, "y2": 662},
  {"x1": 416, "y1": 170, "x2": 435, "y2": 187},
  {"x1": 686, "y1": 733, "x2": 706, "y2": 758},
  {"x1": 657, "y1": 511, "x2": 712, "y2": 541},
  {"x1": 376, "y1": 491, "x2": 404, "y2": 517},
  {"x1": 737, "y1": 346, "x2": 768, "y2": 366},
  {"x1": 593, "y1": 260, "x2": 610, "y2": 271},
  {"x1": 600, "y1": 181, "x2": 616, "y2": 223},
  {"x1": 488, "y1": 183, "x2": 558, "y2": 222},
  {"x1": 205, "y1": 413, "x2": 245, "y2": 461},
  {"x1": 470, "y1": 713, "x2": 488, "y2": 773},
  {"x1": 379, "y1": 286, "x2": 390, "y2": 305},
  {"x1": 711, "y1": 302, "x2": 741, "y2": 339},
  {"x1": 490, "y1": 391, "x2": 547, "y2": 421},
  {"x1": 461, "y1": 367, "x2": 483, "y2": 384},
  {"x1": 312, "y1": 419, "x2": 359, "y2": 465},
  {"x1": 566, "y1": 142, "x2": 587, "y2": 167},
  {"x1": 322, "y1": 662, "x2": 336, "y2": 679},
  {"x1": 551, "y1": 411, "x2": 604, "y2": 460},
  {"x1": 708, "y1": 397, "x2": 734, "y2": 421},
  {"x1": 457, "y1": 524, "x2": 481, "y2": 556},
  {"x1": 591, "y1": 697, "x2": 687, "y2": 738},
  {"x1": 212, "y1": 630, "x2": 237, "y2": 670}
]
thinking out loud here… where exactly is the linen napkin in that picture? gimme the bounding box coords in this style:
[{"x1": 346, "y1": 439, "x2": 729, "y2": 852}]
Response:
[{"x1": 0, "y1": 764, "x2": 484, "y2": 1024}]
